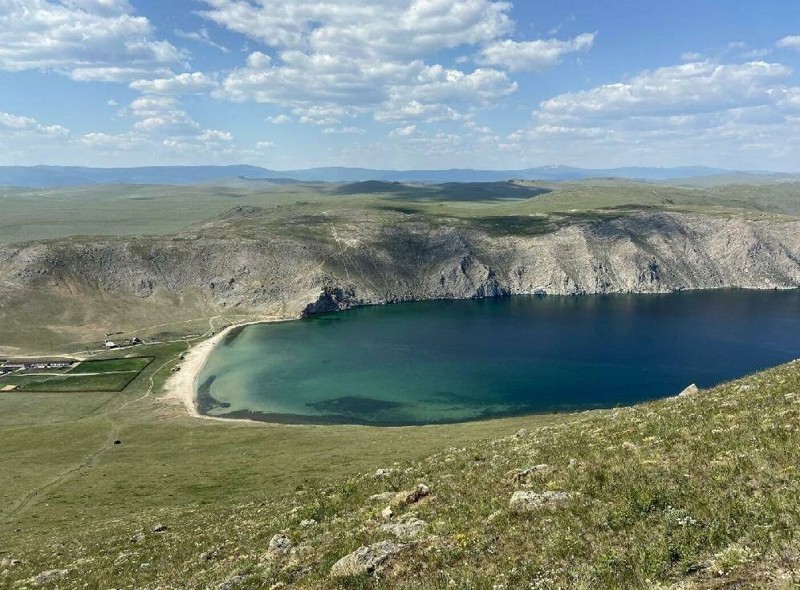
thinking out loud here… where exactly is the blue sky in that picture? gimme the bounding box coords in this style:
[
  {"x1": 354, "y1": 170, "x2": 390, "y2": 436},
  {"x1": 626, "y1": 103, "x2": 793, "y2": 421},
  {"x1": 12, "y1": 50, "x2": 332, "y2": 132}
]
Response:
[{"x1": 2, "y1": 0, "x2": 800, "y2": 170}]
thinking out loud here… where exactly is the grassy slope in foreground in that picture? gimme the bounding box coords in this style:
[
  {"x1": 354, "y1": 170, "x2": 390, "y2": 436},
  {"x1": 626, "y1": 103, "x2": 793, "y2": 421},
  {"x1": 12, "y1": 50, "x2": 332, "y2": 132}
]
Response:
[{"x1": 3, "y1": 360, "x2": 800, "y2": 589}]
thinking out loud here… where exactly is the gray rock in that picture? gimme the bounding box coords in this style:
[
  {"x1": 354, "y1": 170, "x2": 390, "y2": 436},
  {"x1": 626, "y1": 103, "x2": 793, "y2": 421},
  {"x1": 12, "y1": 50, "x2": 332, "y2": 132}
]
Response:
[
  {"x1": 32, "y1": 569, "x2": 68, "y2": 586},
  {"x1": 299, "y1": 518, "x2": 317, "y2": 528},
  {"x1": 379, "y1": 517, "x2": 428, "y2": 541},
  {"x1": 393, "y1": 483, "x2": 431, "y2": 506},
  {"x1": 151, "y1": 523, "x2": 167, "y2": 533},
  {"x1": 380, "y1": 505, "x2": 394, "y2": 521},
  {"x1": 216, "y1": 575, "x2": 246, "y2": 590},
  {"x1": 679, "y1": 383, "x2": 699, "y2": 397},
  {"x1": 330, "y1": 541, "x2": 405, "y2": 578},
  {"x1": 507, "y1": 464, "x2": 553, "y2": 483},
  {"x1": 509, "y1": 491, "x2": 573, "y2": 512},
  {"x1": 369, "y1": 491, "x2": 396, "y2": 503},
  {"x1": 130, "y1": 532, "x2": 145, "y2": 543},
  {"x1": 373, "y1": 468, "x2": 394, "y2": 478},
  {"x1": 266, "y1": 533, "x2": 294, "y2": 558},
  {"x1": 0, "y1": 557, "x2": 20, "y2": 567}
]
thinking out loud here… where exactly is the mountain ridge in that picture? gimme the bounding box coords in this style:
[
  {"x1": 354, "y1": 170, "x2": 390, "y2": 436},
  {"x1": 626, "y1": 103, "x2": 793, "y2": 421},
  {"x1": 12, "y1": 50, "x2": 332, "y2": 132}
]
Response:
[{"x1": 1, "y1": 164, "x2": 793, "y2": 187}]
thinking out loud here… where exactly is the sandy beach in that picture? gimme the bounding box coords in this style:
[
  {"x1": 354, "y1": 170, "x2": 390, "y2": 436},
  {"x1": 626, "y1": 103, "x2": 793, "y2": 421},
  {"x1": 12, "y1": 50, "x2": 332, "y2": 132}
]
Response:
[{"x1": 164, "y1": 316, "x2": 293, "y2": 418}]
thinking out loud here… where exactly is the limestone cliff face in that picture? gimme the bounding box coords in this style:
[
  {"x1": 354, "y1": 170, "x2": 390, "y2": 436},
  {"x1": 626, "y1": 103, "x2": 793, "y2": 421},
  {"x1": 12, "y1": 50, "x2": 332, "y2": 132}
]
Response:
[{"x1": 1, "y1": 211, "x2": 799, "y2": 321}]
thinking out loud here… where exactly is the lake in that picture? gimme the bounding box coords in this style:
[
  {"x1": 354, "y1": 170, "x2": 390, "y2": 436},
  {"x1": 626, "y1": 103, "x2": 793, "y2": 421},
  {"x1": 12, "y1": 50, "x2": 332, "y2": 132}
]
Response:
[{"x1": 197, "y1": 290, "x2": 800, "y2": 426}]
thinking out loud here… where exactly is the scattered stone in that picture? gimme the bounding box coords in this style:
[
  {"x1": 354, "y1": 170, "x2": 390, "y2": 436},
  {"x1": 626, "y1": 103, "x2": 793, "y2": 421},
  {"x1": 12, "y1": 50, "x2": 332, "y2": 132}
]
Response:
[
  {"x1": 130, "y1": 532, "x2": 145, "y2": 544},
  {"x1": 381, "y1": 506, "x2": 394, "y2": 521},
  {"x1": 0, "y1": 557, "x2": 20, "y2": 567},
  {"x1": 679, "y1": 383, "x2": 699, "y2": 397},
  {"x1": 486, "y1": 510, "x2": 502, "y2": 523},
  {"x1": 393, "y1": 483, "x2": 431, "y2": 506},
  {"x1": 32, "y1": 569, "x2": 68, "y2": 586},
  {"x1": 114, "y1": 552, "x2": 133, "y2": 566},
  {"x1": 330, "y1": 541, "x2": 405, "y2": 578},
  {"x1": 514, "y1": 429, "x2": 528, "y2": 438},
  {"x1": 373, "y1": 468, "x2": 393, "y2": 478},
  {"x1": 370, "y1": 491, "x2": 396, "y2": 503},
  {"x1": 509, "y1": 491, "x2": 573, "y2": 512},
  {"x1": 151, "y1": 523, "x2": 167, "y2": 533},
  {"x1": 266, "y1": 533, "x2": 294, "y2": 559},
  {"x1": 216, "y1": 575, "x2": 246, "y2": 590},
  {"x1": 200, "y1": 546, "x2": 221, "y2": 562},
  {"x1": 379, "y1": 517, "x2": 428, "y2": 541},
  {"x1": 621, "y1": 441, "x2": 638, "y2": 452},
  {"x1": 299, "y1": 518, "x2": 317, "y2": 528},
  {"x1": 506, "y1": 464, "x2": 553, "y2": 484}
]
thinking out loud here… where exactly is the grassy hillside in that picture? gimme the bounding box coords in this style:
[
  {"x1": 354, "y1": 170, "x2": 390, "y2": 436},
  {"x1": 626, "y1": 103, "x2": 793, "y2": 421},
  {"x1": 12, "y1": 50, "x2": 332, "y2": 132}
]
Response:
[
  {"x1": 3, "y1": 180, "x2": 799, "y2": 245},
  {"x1": 2, "y1": 355, "x2": 799, "y2": 588}
]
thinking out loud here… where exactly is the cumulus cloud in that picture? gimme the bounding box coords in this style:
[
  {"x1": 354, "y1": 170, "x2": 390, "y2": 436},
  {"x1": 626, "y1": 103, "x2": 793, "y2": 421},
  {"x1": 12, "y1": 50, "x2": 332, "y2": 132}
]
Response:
[
  {"x1": 511, "y1": 59, "x2": 800, "y2": 169},
  {"x1": 197, "y1": 0, "x2": 514, "y2": 59},
  {"x1": 539, "y1": 61, "x2": 791, "y2": 119},
  {"x1": 199, "y1": 0, "x2": 574, "y2": 125},
  {"x1": 0, "y1": 111, "x2": 68, "y2": 136},
  {"x1": 0, "y1": 0, "x2": 185, "y2": 81},
  {"x1": 478, "y1": 32, "x2": 595, "y2": 72},
  {"x1": 776, "y1": 35, "x2": 800, "y2": 50},
  {"x1": 130, "y1": 72, "x2": 219, "y2": 94}
]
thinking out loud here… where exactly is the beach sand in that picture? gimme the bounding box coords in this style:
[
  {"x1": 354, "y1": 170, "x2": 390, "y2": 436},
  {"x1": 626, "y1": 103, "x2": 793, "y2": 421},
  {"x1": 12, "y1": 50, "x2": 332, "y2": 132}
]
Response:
[{"x1": 163, "y1": 316, "x2": 292, "y2": 418}]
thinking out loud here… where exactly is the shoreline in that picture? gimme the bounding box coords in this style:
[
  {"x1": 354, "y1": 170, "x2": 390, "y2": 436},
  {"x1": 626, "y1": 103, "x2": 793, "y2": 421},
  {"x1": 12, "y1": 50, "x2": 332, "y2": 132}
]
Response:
[{"x1": 163, "y1": 315, "x2": 296, "y2": 420}]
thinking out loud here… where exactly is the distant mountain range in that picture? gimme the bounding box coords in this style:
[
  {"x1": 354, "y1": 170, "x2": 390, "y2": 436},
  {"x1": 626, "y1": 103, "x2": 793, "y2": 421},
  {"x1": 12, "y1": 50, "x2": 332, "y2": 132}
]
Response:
[{"x1": 0, "y1": 164, "x2": 795, "y2": 188}]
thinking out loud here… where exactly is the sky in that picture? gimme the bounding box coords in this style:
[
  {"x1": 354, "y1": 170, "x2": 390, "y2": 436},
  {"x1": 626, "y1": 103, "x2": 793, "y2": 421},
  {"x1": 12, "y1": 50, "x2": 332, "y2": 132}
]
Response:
[{"x1": 2, "y1": 0, "x2": 800, "y2": 171}]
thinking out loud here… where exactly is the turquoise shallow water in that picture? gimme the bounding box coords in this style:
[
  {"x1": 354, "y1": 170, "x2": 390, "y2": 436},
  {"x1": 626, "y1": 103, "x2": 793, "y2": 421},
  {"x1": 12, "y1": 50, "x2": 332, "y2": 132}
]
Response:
[{"x1": 197, "y1": 290, "x2": 800, "y2": 425}]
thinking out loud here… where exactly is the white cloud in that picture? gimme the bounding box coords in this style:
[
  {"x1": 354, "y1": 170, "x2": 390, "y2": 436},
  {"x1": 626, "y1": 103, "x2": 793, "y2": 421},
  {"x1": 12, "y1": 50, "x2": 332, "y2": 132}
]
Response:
[
  {"x1": 776, "y1": 35, "x2": 800, "y2": 50},
  {"x1": 321, "y1": 126, "x2": 365, "y2": 134},
  {"x1": 539, "y1": 61, "x2": 791, "y2": 119},
  {"x1": 130, "y1": 72, "x2": 219, "y2": 94},
  {"x1": 198, "y1": 129, "x2": 234, "y2": 142},
  {"x1": 374, "y1": 100, "x2": 462, "y2": 123},
  {"x1": 500, "y1": 58, "x2": 800, "y2": 169},
  {"x1": 389, "y1": 124, "x2": 417, "y2": 137},
  {"x1": 0, "y1": 111, "x2": 68, "y2": 136},
  {"x1": 478, "y1": 33, "x2": 595, "y2": 72},
  {"x1": 197, "y1": 0, "x2": 514, "y2": 59},
  {"x1": 174, "y1": 27, "x2": 229, "y2": 53},
  {"x1": 681, "y1": 52, "x2": 703, "y2": 62},
  {"x1": 200, "y1": 0, "x2": 568, "y2": 125},
  {"x1": 265, "y1": 114, "x2": 292, "y2": 124},
  {"x1": 0, "y1": 0, "x2": 185, "y2": 81},
  {"x1": 255, "y1": 140, "x2": 275, "y2": 149}
]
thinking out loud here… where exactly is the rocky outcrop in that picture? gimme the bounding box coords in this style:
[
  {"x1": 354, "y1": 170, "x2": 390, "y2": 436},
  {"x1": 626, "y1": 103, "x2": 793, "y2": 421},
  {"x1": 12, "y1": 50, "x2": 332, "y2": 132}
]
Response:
[
  {"x1": 1, "y1": 210, "x2": 799, "y2": 335},
  {"x1": 329, "y1": 540, "x2": 405, "y2": 578}
]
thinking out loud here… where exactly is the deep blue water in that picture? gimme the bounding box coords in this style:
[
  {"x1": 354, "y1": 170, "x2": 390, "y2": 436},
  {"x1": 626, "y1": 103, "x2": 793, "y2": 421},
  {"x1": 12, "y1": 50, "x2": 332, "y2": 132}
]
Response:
[{"x1": 197, "y1": 290, "x2": 800, "y2": 425}]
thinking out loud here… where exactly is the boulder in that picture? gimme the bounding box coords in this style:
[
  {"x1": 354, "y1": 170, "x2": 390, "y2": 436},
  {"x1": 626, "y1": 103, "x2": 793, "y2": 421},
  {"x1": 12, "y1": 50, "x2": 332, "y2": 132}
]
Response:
[
  {"x1": 509, "y1": 491, "x2": 572, "y2": 512},
  {"x1": 330, "y1": 541, "x2": 404, "y2": 578},
  {"x1": 369, "y1": 491, "x2": 396, "y2": 503},
  {"x1": 379, "y1": 517, "x2": 428, "y2": 541},
  {"x1": 266, "y1": 533, "x2": 294, "y2": 559},
  {"x1": 32, "y1": 569, "x2": 68, "y2": 586},
  {"x1": 679, "y1": 383, "x2": 699, "y2": 397},
  {"x1": 392, "y1": 483, "x2": 431, "y2": 506}
]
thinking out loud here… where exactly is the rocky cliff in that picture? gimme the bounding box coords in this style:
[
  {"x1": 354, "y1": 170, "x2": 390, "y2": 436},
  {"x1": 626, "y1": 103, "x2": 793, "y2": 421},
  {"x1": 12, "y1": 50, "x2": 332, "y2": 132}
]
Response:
[{"x1": 1, "y1": 209, "x2": 799, "y2": 332}]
